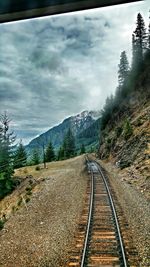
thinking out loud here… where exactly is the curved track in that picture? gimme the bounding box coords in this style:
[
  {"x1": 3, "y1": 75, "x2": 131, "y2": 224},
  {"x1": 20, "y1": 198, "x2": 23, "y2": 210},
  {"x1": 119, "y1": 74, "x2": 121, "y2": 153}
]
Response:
[{"x1": 67, "y1": 157, "x2": 139, "y2": 267}]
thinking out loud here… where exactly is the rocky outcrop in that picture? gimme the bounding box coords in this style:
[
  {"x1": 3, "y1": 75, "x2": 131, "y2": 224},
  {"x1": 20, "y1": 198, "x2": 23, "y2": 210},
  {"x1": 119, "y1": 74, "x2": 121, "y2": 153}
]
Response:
[{"x1": 99, "y1": 99, "x2": 150, "y2": 183}]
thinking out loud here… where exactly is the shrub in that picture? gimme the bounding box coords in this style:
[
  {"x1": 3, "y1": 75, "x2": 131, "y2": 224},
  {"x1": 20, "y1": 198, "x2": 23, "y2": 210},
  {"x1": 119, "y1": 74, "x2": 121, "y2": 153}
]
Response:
[
  {"x1": 26, "y1": 190, "x2": 32, "y2": 196},
  {"x1": 25, "y1": 197, "x2": 30, "y2": 203},
  {"x1": 25, "y1": 186, "x2": 32, "y2": 195},
  {"x1": 123, "y1": 119, "x2": 133, "y2": 140},
  {"x1": 119, "y1": 160, "x2": 131, "y2": 169},
  {"x1": 115, "y1": 126, "x2": 122, "y2": 137},
  {"x1": 25, "y1": 186, "x2": 31, "y2": 191},
  {"x1": 0, "y1": 219, "x2": 5, "y2": 230},
  {"x1": 106, "y1": 138, "x2": 111, "y2": 144},
  {"x1": 29, "y1": 179, "x2": 34, "y2": 185},
  {"x1": 17, "y1": 198, "x2": 22, "y2": 206}
]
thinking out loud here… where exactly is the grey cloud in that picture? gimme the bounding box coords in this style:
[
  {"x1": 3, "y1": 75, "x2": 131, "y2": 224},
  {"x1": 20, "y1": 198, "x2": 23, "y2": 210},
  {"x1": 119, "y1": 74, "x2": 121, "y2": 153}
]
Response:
[{"x1": 0, "y1": 0, "x2": 148, "y2": 144}]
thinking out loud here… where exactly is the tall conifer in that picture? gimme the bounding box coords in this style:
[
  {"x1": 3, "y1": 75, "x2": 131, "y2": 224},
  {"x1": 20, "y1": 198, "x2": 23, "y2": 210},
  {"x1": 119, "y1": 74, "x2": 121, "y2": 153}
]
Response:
[
  {"x1": 63, "y1": 128, "x2": 76, "y2": 159},
  {"x1": 118, "y1": 51, "x2": 129, "y2": 87},
  {"x1": 0, "y1": 113, "x2": 16, "y2": 198},
  {"x1": 133, "y1": 13, "x2": 147, "y2": 61},
  {"x1": 13, "y1": 140, "x2": 27, "y2": 169},
  {"x1": 45, "y1": 141, "x2": 55, "y2": 162}
]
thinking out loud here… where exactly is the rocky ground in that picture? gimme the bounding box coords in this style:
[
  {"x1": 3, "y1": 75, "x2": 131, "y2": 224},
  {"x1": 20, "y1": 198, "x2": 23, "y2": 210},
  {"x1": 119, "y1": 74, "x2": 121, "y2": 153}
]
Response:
[
  {"x1": 99, "y1": 100, "x2": 150, "y2": 201},
  {"x1": 0, "y1": 156, "x2": 88, "y2": 267},
  {"x1": 97, "y1": 90, "x2": 150, "y2": 266},
  {"x1": 0, "y1": 152, "x2": 149, "y2": 267}
]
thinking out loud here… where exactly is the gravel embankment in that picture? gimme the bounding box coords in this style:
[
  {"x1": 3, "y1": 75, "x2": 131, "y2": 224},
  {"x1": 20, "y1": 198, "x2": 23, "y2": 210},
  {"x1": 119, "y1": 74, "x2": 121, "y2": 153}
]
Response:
[
  {"x1": 0, "y1": 156, "x2": 88, "y2": 267},
  {"x1": 99, "y1": 160, "x2": 150, "y2": 267}
]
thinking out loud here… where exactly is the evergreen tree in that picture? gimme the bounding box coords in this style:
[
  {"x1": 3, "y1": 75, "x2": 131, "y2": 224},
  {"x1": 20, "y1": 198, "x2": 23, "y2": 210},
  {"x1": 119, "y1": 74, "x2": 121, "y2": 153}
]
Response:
[
  {"x1": 148, "y1": 22, "x2": 150, "y2": 49},
  {"x1": 57, "y1": 146, "x2": 65, "y2": 160},
  {"x1": 101, "y1": 95, "x2": 115, "y2": 130},
  {"x1": 31, "y1": 149, "x2": 40, "y2": 165},
  {"x1": 0, "y1": 113, "x2": 16, "y2": 199},
  {"x1": 63, "y1": 128, "x2": 76, "y2": 159},
  {"x1": 80, "y1": 144, "x2": 85, "y2": 154},
  {"x1": 118, "y1": 51, "x2": 129, "y2": 87},
  {"x1": 45, "y1": 141, "x2": 55, "y2": 162},
  {"x1": 132, "y1": 33, "x2": 137, "y2": 69},
  {"x1": 133, "y1": 13, "x2": 147, "y2": 62},
  {"x1": 13, "y1": 140, "x2": 27, "y2": 169}
]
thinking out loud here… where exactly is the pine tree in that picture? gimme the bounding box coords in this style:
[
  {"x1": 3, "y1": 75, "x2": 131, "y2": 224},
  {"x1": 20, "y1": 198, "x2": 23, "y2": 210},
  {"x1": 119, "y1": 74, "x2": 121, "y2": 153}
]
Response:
[
  {"x1": 0, "y1": 113, "x2": 16, "y2": 199},
  {"x1": 148, "y1": 22, "x2": 150, "y2": 49},
  {"x1": 118, "y1": 51, "x2": 129, "y2": 87},
  {"x1": 132, "y1": 33, "x2": 137, "y2": 69},
  {"x1": 63, "y1": 128, "x2": 76, "y2": 159},
  {"x1": 80, "y1": 144, "x2": 85, "y2": 154},
  {"x1": 133, "y1": 13, "x2": 147, "y2": 61},
  {"x1": 45, "y1": 141, "x2": 55, "y2": 162},
  {"x1": 13, "y1": 140, "x2": 27, "y2": 169},
  {"x1": 101, "y1": 95, "x2": 115, "y2": 130},
  {"x1": 31, "y1": 149, "x2": 40, "y2": 165},
  {"x1": 57, "y1": 146, "x2": 65, "y2": 160}
]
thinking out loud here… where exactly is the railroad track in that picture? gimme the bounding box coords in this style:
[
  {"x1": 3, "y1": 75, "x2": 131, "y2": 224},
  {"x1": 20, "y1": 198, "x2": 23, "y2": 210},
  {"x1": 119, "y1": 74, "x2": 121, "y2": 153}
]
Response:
[{"x1": 67, "y1": 157, "x2": 139, "y2": 267}]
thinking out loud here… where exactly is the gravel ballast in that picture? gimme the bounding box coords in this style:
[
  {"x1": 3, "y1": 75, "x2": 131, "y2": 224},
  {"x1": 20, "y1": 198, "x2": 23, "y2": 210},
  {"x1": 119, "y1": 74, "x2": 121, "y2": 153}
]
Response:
[
  {"x1": 99, "y1": 160, "x2": 150, "y2": 267},
  {"x1": 0, "y1": 156, "x2": 88, "y2": 267}
]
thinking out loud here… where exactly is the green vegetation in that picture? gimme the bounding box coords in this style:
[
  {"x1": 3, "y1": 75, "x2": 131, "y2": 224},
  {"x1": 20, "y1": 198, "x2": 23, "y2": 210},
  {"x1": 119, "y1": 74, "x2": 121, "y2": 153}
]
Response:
[
  {"x1": 99, "y1": 12, "x2": 150, "y2": 162},
  {"x1": 57, "y1": 128, "x2": 76, "y2": 160},
  {"x1": 123, "y1": 119, "x2": 133, "y2": 140},
  {"x1": 17, "y1": 197, "x2": 22, "y2": 206},
  {"x1": 118, "y1": 51, "x2": 129, "y2": 90},
  {"x1": 25, "y1": 186, "x2": 32, "y2": 195},
  {"x1": 57, "y1": 146, "x2": 65, "y2": 160},
  {"x1": 13, "y1": 140, "x2": 27, "y2": 169},
  {"x1": 0, "y1": 218, "x2": 5, "y2": 230},
  {"x1": 45, "y1": 141, "x2": 55, "y2": 162},
  {"x1": 35, "y1": 166, "x2": 40, "y2": 171},
  {"x1": 0, "y1": 113, "x2": 16, "y2": 199},
  {"x1": 25, "y1": 197, "x2": 30, "y2": 203},
  {"x1": 80, "y1": 144, "x2": 86, "y2": 154},
  {"x1": 100, "y1": 12, "x2": 150, "y2": 133},
  {"x1": 115, "y1": 126, "x2": 122, "y2": 138},
  {"x1": 31, "y1": 148, "x2": 40, "y2": 165}
]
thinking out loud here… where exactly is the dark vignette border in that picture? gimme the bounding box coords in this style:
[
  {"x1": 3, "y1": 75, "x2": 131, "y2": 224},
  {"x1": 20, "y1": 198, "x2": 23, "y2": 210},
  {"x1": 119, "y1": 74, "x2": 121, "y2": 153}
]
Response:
[{"x1": 0, "y1": 0, "x2": 143, "y2": 24}]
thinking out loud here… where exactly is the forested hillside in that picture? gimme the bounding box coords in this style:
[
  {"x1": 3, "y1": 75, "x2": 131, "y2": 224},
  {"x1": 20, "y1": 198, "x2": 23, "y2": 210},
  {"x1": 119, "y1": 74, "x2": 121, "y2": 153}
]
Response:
[
  {"x1": 26, "y1": 110, "x2": 100, "y2": 154},
  {"x1": 98, "y1": 13, "x2": 150, "y2": 194}
]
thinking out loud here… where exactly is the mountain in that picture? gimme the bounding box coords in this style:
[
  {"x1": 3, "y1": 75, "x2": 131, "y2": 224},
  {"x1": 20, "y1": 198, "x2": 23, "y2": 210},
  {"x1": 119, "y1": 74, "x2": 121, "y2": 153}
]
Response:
[
  {"x1": 26, "y1": 110, "x2": 100, "y2": 153},
  {"x1": 76, "y1": 117, "x2": 101, "y2": 150}
]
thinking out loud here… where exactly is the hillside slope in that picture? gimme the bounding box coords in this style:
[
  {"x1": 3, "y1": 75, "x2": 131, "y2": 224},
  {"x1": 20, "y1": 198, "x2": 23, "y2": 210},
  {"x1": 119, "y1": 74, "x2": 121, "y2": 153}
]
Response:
[{"x1": 99, "y1": 51, "x2": 150, "y2": 200}]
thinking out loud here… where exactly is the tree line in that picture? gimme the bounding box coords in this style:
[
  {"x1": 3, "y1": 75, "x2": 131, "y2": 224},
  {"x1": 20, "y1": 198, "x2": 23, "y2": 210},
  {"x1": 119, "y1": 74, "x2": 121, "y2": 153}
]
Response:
[
  {"x1": 100, "y1": 12, "x2": 150, "y2": 131},
  {"x1": 0, "y1": 117, "x2": 86, "y2": 199},
  {"x1": 30, "y1": 128, "x2": 85, "y2": 165}
]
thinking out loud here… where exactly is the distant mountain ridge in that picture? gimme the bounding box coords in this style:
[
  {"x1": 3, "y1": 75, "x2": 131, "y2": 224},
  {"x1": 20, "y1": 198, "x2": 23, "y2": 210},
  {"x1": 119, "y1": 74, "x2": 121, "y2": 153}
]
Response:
[{"x1": 26, "y1": 110, "x2": 100, "y2": 153}]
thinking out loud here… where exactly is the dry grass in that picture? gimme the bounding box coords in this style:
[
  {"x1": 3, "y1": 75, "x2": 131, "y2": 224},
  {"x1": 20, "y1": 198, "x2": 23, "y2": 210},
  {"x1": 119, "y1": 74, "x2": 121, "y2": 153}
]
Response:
[
  {"x1": 14, "y1": 160, "x2": 74, "y2": 179},
  {"x1": 0, "y1": 155, "x2": 88, "y2": 267}
]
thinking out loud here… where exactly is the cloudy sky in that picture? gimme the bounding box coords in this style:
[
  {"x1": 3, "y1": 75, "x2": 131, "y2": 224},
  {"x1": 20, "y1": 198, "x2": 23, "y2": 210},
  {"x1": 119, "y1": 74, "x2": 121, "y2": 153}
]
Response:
[{"x1": 0, "y1": 0, "x2": 149, "y2": 144}]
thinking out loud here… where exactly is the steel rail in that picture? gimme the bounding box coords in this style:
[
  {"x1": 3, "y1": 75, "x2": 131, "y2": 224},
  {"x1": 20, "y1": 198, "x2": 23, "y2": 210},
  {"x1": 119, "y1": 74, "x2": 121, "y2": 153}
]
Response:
[
  {"x1": 95, "y1": 161, "x2": 128, "y2": 267},
  {"x1": 80, "y1": 157, "x2": 94, "y2": 267}
]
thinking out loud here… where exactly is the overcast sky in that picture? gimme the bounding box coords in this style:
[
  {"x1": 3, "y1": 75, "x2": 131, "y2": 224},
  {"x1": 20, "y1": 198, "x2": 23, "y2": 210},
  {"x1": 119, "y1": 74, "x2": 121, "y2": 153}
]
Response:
[{"x1": 0, "y1": 0, "x2": 149, "y2": 144}]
